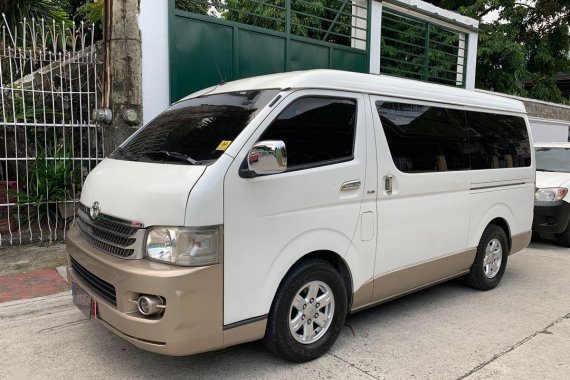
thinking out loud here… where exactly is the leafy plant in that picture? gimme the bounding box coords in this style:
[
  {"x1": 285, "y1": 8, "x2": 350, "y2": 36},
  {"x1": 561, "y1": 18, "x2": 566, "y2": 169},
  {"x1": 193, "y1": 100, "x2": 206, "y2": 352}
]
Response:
[
  {"x1": 0, "y1": 0, "x2": 67, "y2": 31},
  {"x1": 77, "y1": 0, "x2": 104, "y2": 25},
  {"x1": 427, "y1": 0, "x2": 570, "y2": 103},
  {"x1": 10, "y1": 144, "x2": 83, "y2": 223}
]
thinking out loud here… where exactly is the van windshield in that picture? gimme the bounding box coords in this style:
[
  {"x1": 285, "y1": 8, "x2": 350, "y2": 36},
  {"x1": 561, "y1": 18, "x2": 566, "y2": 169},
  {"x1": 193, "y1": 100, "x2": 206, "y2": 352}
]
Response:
[
  {"x1": 110, "y1": 89, "x2": 279, "y2": 165},
  {"x1": 536, "y1": 147, "x2": 570, "y2": 173}
]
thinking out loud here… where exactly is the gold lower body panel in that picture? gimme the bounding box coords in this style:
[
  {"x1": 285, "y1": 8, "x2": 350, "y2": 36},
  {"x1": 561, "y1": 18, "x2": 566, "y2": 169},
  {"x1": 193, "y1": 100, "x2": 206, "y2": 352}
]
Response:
[{"x1": 352, "y1": 248, "x2": 477, "y2": 312}]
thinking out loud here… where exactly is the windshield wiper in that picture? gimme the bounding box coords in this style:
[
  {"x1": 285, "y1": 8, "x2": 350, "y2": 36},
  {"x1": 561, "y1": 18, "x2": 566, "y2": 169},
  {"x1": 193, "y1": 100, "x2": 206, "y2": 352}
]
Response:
[
  {"x1": 140, "y1": 150, "x2": 201, "y2": 165},
  {"x1": 116, "y1": 146, "x2": 137, "y2": 160}
]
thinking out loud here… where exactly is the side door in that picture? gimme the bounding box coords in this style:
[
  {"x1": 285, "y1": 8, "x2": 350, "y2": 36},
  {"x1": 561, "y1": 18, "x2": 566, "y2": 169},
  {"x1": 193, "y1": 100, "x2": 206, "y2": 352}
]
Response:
[
  {"x1": 223, "y1": 90, "x2": 372, "y2": 326},
  {"x1": 370, "y1": 97, "x2": 473, "y2": 302}
]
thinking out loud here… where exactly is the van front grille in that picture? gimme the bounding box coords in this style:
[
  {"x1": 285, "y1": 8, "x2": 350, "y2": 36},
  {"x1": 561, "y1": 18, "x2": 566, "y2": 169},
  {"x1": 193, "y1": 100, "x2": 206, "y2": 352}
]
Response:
[
  {"x1": 77, "y1": 203, "x2": 140, "y2": 258},
  {"x1": 71, "y1": 257, "x2": 117, "y2": 306}
]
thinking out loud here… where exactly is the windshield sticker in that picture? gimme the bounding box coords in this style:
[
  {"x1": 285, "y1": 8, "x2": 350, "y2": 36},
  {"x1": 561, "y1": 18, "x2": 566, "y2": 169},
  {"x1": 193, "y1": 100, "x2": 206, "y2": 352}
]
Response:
[{"x1": 216, "y1": 140, "x2": 232, "y2": 151}]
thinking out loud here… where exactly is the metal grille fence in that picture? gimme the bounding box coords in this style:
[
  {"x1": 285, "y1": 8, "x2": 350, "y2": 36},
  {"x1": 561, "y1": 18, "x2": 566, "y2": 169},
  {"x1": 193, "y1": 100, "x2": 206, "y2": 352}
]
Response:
[
  {"x1": 0, "y1": 17, "x2": 103, "y2": 246},
  {"x1": 380, "y1": 9, "x2": 467, "y2": 87},
  {"x1": 175, "y1": 0, "x2": 369, "y2": 49}
]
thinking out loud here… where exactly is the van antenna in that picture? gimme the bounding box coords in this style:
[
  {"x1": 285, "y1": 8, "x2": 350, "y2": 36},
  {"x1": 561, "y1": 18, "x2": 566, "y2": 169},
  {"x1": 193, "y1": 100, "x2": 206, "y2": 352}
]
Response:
[{"x1": 215, "y1": 62, "x2": 226, "y2": 85}]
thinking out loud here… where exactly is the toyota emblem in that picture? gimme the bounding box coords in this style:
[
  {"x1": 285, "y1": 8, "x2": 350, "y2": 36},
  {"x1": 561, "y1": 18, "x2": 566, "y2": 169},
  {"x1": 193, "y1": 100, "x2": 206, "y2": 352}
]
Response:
[{"x1": 90, "y1": 201, "x2": 100, "y2": 219}]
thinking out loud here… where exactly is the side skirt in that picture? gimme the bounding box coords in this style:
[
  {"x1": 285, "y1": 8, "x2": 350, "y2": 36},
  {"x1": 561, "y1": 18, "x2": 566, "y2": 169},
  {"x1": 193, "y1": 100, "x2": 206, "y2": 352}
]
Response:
[{"x1": 351, "y1": 248, "x2": 477, "y2": 313}]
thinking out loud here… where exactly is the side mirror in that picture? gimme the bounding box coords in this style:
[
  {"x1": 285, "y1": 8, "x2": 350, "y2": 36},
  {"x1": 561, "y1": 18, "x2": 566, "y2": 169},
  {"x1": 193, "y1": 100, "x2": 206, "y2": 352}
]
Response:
[{"x1": 246, "y1": 140, "x2": 287, "y2": 176}]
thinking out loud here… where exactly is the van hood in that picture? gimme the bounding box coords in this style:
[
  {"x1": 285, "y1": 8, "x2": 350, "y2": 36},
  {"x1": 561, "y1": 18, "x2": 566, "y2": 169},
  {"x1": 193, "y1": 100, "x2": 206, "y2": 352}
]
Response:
[
  {"x1": 536, "y1": 171, "x2": 570, "y2": 189},
  {"x1": 80, "y1": 158, "x2": 205, "y2": 226}
]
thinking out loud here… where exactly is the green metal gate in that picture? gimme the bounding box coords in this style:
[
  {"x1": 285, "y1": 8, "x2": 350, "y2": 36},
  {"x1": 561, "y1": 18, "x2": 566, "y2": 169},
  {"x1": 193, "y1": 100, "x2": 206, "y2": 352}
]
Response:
[{"x1": 169, "y1": 0, "x2": 370, "y2": 102}]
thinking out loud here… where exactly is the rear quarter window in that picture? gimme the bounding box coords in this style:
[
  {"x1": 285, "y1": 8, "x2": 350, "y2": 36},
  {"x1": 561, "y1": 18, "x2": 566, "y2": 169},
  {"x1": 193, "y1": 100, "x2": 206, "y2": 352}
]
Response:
[{"x1": 466, "y1": 112, "x2": 531, "y2": 169}]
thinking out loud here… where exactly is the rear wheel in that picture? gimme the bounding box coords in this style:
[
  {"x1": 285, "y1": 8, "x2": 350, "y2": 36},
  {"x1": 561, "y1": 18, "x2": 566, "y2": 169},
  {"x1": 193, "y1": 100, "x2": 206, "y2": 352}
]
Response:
[
  {"x1": 466, "y1": 225, "x2": 509, "y2": 290},
  {"x1": 263, "y1": 259, "x2": 347, "y2": 362}
]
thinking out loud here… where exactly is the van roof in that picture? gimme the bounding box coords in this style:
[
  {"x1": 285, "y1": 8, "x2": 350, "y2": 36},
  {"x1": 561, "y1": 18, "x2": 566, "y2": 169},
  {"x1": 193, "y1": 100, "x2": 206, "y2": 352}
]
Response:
[{"x1": 183, "y1": 69, "x2": 526, "y2": 115}]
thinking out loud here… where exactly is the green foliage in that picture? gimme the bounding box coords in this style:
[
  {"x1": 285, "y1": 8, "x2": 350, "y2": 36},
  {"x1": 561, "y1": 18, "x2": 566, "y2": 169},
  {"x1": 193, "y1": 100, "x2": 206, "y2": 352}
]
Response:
[
  {"x1": 0, "y1": 0, "x2": 67, "y2": 31},
  {"x1": 1, "y1": 91, "x2": 61, "y2": 124},
  {"x1": 427, "y1": 0, "x2": 570, "y2": 103},
  {"x1": 175, "y1": 0, "x2": 225, "y2": 16},
  {"x1": 0, "y1": 0, "x2": 102, "y2": 34},
  {"x1": 77, "y1": 0, "x2": 104, "y2": 25},
  {"x1": 10, "y1": 144, "x2": 82, "y2": 222},
  {"x1": 380, "y1": 11, "x2": 465, "y2": 86}
]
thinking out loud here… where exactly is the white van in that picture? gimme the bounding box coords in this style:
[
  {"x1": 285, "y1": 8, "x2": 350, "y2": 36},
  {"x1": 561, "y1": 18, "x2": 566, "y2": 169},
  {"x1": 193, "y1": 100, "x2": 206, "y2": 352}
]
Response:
[
  {"x1": 67, "y1": 70, "x2": 535, "y2": 362},
  {"x1": 533, "y1": 142, "x2": 570, "y2": 246}
]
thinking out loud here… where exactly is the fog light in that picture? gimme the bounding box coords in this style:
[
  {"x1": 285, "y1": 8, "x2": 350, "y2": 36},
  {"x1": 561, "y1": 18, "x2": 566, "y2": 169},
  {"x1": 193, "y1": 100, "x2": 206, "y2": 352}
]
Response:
[{"x1": 137, "y1": 295, "x2": 165, "y2": 316}]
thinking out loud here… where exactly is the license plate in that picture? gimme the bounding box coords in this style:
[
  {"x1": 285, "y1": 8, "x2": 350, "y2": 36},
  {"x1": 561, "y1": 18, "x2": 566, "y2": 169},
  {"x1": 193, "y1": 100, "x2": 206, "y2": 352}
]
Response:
[{"x1": 72, "y1": 282, "x2": 97, "y2": 320}]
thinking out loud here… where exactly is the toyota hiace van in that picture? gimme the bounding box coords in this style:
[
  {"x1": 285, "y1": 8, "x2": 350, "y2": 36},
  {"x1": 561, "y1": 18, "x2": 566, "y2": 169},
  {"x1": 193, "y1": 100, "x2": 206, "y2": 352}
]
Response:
[{"x1": 67, "y1": 70, "x2": 534, "y2": 362}]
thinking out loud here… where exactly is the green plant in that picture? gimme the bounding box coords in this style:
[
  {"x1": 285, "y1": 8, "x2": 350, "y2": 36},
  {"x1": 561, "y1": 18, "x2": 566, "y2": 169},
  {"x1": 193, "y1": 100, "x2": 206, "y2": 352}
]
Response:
[{"x1": 10, "y1": 144, "x2": 83, "y2": 223}]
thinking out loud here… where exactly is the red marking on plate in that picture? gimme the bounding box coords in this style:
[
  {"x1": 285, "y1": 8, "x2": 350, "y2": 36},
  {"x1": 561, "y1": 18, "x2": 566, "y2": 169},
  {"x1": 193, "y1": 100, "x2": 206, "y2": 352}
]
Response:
[{"x1": 0, "y1": 268, "x2": 69, "y2": 303}]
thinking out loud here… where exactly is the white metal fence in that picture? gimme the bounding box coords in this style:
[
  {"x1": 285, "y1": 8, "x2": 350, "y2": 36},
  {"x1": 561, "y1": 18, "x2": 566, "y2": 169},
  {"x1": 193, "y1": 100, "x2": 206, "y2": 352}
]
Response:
[{"x1": 0, "y1": 17, "x2": 103, "y2": 245}]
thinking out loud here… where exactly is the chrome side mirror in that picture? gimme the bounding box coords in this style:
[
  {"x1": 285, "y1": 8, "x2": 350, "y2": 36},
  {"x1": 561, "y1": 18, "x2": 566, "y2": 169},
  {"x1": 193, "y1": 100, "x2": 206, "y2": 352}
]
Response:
[{"x1": 247, "y1": 140, "x2": 287, "y2": 176}]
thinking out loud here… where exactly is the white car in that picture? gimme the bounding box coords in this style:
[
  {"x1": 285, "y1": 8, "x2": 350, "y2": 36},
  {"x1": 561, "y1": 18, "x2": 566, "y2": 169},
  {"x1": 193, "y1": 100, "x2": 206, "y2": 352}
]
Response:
[{"x1": 533, "y1": 142, "x2": 570, "y2": 246}]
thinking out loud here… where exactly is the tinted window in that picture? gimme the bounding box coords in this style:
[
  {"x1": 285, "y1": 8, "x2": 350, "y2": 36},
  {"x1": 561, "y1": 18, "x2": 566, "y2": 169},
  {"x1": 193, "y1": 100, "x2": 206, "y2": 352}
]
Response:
[
  {"x1": 466, "y1": 112, "x2": 531, "y2": 169},
  {"x1": 376, "y1": 102, "x2": 470, "y2": 172},
  {"x1": 260, "y1": 97, "x2": 356, "y2": 169},
  {"x1": 536, "y1": 147, "x2": 570, "y2": 173},
  {"x1": 110, "y1": 90, "x2": 279, "y2": 164}
]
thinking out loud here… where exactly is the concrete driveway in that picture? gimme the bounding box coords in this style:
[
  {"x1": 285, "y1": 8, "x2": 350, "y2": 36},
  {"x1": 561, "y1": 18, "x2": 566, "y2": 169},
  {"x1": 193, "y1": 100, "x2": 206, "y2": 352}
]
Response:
[{"x1": 1, "y1": 241, "x2": 569, "y2": 380}]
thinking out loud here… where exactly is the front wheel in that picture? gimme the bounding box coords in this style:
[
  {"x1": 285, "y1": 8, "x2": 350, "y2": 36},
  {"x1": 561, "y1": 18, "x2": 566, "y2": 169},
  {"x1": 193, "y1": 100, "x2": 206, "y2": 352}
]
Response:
[
  {"x1": 263, "y1": 259, "x2": 347, "y2": 362},
  {"x1": 465, "y1": 225, "x2": 509, "y2": 290}
]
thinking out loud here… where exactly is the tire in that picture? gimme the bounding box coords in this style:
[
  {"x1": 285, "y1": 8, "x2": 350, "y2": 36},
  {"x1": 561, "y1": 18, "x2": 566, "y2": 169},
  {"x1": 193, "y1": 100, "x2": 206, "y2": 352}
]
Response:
[
  {"x1": 263, "y1": 259, "x2": 347, "y2": 362},
  {"x1": 466, "y1": 225, "x2": 509, "y2": 290},
  {"x1": 556, "y1": 223, "x2": 570, "y2": 247}
]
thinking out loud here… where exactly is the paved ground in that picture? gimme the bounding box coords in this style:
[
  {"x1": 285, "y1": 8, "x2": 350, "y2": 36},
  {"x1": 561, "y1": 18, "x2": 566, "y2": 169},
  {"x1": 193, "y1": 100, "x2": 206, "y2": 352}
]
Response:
[
  {"x1": 0, "y1": 243, "x2": 68, "y2": 303},
  {"x1": 0, "y1": 243, "x2": 66, "y2": 276},
  {"x1": 1, "y1": 240, "x2": 569, "y2": 380}
]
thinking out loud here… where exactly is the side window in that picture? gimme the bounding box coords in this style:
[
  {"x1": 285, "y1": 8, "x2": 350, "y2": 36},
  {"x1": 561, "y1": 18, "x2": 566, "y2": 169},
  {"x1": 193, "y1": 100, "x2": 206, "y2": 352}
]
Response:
[
  {"x1": 466, "y1": 112, "x2": 531, "y2": 169},
  {"x1": 259, "y1": 97, "x2": 356, "y2": 169},
  {"x1": 376, "y1": 102, "x2": 470, "y2": 172}
]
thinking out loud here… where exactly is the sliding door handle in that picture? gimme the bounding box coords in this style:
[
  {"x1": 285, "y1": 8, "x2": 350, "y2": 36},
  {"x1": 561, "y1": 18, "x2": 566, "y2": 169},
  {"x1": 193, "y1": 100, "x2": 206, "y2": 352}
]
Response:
[{"x1": 384, "y1": 175, "x2": 393, "y2": 195}]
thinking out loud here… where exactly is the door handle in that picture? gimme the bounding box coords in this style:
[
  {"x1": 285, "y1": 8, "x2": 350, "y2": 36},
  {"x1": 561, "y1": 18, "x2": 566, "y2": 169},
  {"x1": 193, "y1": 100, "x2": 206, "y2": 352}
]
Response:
[
  {"x1": 340, "y1": 180, "x2": 361, "y2": 191},
  {"x1": 384, "y1": 175, "x2": 393, "y2": 195}
]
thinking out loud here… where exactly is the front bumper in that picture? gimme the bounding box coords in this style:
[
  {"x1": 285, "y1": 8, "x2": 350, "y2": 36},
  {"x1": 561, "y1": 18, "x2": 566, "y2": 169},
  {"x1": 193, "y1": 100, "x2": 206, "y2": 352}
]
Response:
[
  {"x1": 532, "y1": 200, "x2": 570, "y2": 234},
  {"x1": 66, "y1": 225, "x2": 223, "y2": 355}
]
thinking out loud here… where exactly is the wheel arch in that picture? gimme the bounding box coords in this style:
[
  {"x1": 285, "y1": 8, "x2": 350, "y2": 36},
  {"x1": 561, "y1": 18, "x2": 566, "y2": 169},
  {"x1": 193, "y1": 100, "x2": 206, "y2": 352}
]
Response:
[
  {"x1": 469, "y1": 203, "x2": 515, "y2": 252},
  {"x1": 488, "y1": 217, "x2": 512, "y2": 252},
  {"x1": 271, "y1": 250, "x2": 354, "y2": 315}
]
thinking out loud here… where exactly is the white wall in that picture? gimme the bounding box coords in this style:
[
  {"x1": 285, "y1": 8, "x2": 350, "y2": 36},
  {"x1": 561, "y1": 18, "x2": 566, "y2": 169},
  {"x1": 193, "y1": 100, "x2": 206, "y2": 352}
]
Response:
[
  {"x1": 464, "y1": 32, "x2": 478, "y2": 90},
  {"x1": 369, "y1": 1, "x2": 382, "y2": 74},
  {"x1": 351, "y1": 0, "x2": 368, "y2": 50},
  {"x1": 139, "y1": 0, "x2": 170, "y2": 125},
  {"x1": 529, "y1": 117, "x2": 570, "y2": 143}
]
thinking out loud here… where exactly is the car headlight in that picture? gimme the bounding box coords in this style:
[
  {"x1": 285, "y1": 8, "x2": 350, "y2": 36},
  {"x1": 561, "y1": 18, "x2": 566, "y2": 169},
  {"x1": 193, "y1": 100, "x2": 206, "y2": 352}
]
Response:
[
  {"x1": 535, "y1": 187, "x2": 568, "y2": 203},
  {"x1": 145, "y1": 226, "x2": 221, "y2": 266}
]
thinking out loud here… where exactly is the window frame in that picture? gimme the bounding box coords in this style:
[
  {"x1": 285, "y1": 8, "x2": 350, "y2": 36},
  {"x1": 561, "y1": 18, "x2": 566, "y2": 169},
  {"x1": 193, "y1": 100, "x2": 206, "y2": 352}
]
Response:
[
  {"x1": 374, "y1": 97, "x2": 471, "y2": 175},
  {"x1": 464, "y1": 109, "x2": 532, "y2": 170},
  {"x1": 373, "y1": 96, "x2": 531, "y2": 174},
  {"x1": 253, "y1": 94, "x2": 360, "y2": 174}
]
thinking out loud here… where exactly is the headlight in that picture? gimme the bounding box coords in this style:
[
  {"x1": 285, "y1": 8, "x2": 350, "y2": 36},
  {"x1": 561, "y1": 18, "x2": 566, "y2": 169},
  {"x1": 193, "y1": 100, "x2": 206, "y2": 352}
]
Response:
[
  {"x1": 535, "y1": 187, "x2": 568, "y2": 203},
  {"x1": 145, "y1": 226, "x2": 221, "y2": 266}
]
